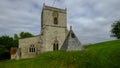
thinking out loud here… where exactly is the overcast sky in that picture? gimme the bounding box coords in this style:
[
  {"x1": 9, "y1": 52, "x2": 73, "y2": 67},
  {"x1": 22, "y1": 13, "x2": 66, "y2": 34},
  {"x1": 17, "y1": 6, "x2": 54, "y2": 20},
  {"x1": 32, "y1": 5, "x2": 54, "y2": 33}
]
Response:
[{"x1": 0, "y1": 0, "x2": 120, "y2": 44}]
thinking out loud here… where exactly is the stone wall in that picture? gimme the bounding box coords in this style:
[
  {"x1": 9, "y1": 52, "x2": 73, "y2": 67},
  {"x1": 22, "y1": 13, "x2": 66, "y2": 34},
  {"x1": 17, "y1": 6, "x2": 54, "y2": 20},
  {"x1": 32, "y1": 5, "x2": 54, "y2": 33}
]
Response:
[
  {"x1": 42, "y1": 9, "x2": 67, "y2": 27},
  {"x1": 19, "y1": 36, "x2": 41, "y2": 59},
  {"x1": 43, "y1": 26, "x2": 67, "y2": 51},
  {"x1": 41, "y1": 5, "x2": 68, "y2": 52}
]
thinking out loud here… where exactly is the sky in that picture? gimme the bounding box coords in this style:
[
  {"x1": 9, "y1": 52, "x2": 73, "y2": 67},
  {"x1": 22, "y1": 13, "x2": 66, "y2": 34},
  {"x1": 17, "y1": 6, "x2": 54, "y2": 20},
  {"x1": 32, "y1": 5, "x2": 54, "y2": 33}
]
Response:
[{"x1": 0, "y1": 0, "x2": 120, "y2": 44}]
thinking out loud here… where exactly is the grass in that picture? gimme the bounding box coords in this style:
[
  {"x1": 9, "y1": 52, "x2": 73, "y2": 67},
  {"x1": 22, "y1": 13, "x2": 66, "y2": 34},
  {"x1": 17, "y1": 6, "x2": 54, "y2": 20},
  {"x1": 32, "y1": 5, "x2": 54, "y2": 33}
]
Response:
[{"x1": 0, "y1": 40, "x2": 120, "y2": 68}]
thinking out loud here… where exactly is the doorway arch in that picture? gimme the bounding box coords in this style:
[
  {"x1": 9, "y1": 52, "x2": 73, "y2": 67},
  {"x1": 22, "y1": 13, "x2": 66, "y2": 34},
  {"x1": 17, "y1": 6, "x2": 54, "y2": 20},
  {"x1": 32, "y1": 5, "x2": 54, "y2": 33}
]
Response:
[
  {"x1": 53, "y1": 39, "x2": 59, "y2": 51},
  {"x1": 53, "y1": 43, "x2": 58, "y2": 51}
]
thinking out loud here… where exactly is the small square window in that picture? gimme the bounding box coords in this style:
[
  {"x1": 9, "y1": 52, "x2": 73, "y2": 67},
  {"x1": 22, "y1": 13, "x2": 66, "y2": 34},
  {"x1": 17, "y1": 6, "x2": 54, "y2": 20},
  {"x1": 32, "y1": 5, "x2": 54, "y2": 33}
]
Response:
[{"x1": 71, "y1": 33, "x2": 75, "y2": 38}]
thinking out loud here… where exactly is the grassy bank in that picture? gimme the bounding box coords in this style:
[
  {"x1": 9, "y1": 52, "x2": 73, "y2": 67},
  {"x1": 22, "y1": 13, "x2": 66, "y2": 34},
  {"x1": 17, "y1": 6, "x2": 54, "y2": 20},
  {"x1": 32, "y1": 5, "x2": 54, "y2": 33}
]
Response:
[{"x1": 0, "y1": 40, "x2": 120, "y2": 68}]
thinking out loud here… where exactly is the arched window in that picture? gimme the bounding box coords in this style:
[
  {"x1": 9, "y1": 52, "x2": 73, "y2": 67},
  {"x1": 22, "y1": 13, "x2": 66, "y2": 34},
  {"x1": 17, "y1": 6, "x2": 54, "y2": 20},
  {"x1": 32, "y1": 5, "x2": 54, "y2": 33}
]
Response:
[
  {"x1": 53, "y1": 43, "x2": 58, "y2": 51},
  {"x1": 29, "y1": 45, "x2": 35, "y2": 52}
]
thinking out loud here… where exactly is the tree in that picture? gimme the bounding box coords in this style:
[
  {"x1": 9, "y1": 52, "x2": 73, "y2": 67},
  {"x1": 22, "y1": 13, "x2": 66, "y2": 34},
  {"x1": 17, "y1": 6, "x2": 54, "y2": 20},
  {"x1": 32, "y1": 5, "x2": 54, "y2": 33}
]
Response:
[
  {"x1": 14, "y1": 34, "x2": 19, "y2": 40},
  {"x1": 0, "y1": 35, "x2": 13, "y2": 48},
  {"x1": 13, "y1": 34, "x2": 19, "y2": 47},
  {"x1": 0, "y1": 36, "x2": 14, "y2": 60},
  {"x1": 0, "y1": 32, "x2": 34, "y2": 60},
  {"x1": 111, "y1": 20, "x2": 120, "y2": 39},
  {"x1": 19, "y1": 32, "x2": 34, "y2": 38}
]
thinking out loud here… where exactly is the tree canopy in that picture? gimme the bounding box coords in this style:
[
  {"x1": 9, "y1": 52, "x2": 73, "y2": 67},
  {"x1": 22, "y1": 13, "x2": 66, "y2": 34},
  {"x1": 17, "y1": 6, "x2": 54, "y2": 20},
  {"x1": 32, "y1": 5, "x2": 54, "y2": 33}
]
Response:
[
  {"x1": 111, "y1": 20, "x2": 120, "y2": 39},
  {"x1": 20, "y1": 32, "x2": 34, "y2": 38},
  {"x1": 0, "y1": 36, "x2": 14, "y2": 60},
  {"x1": 0, "y1": 32, "x2": 34, "y2": 60}
]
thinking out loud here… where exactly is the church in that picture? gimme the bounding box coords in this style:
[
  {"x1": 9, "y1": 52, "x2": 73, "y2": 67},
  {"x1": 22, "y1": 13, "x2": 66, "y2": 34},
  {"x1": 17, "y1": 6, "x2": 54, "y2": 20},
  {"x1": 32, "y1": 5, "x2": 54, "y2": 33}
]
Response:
[{"x1": 11, "y1": 4, "x2": 83, "y2": 59}]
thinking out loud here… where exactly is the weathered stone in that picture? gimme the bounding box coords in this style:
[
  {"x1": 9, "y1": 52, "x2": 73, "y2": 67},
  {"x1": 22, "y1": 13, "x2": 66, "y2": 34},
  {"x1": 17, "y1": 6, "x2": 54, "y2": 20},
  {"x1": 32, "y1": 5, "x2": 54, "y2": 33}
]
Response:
[
  {"x1": 10, "y1": 47, "x2": 17, "y2": 59},
  {"x1": 61, "y1": 26, "x2": 83, "y2": 51},
  {"x1": 12, "y1": 4, "x2": 83, "y2": 60}
]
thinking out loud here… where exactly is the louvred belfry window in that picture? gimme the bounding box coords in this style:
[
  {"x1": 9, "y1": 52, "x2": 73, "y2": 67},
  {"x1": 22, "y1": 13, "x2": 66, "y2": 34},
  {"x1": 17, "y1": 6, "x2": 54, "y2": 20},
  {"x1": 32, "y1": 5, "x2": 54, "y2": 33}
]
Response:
[
  {"x1": 52, "y1": 11, "x2": 59, "y2": 25},
  {"x1": 54, "y1": 17, "x2": 58, "y2": 24}
]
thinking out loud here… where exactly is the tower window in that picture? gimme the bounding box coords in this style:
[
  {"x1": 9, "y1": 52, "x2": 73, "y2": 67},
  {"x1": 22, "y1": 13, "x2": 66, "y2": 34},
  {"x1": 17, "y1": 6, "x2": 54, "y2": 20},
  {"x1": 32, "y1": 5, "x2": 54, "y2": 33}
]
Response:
[
  {"x1": 54, "y1": 17, "x2": 58, "y2": 24},
  {"x1": 29, "y1": 45, "x2": 35, "y2": 52}
]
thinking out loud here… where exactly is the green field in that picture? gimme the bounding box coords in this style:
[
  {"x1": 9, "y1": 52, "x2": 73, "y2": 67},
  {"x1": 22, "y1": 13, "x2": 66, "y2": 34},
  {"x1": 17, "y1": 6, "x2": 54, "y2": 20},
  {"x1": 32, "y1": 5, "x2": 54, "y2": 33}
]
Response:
[{"x1": 0, "y1": 40, "x2": 120, "y2": 68}]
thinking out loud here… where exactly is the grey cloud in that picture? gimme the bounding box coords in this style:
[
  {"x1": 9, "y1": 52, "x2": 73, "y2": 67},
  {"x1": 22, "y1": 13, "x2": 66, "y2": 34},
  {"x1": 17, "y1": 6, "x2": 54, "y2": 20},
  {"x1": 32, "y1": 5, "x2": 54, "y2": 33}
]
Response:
[
  {"x1": 0, "y1": 0, "x2": 41, "y2": 37},
  {"x1": 0, "y1": 0, "x2": 119, "y2": 44}
]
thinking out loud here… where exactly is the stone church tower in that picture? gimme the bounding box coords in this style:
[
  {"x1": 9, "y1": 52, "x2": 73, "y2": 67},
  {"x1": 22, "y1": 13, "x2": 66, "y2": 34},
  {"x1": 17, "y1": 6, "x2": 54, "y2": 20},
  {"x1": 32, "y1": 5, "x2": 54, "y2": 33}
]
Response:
[
  {"x1": 12, "y1": 4, "x2": 83, "y2": 59},
  {"x1": 41, "y1": 4, "x2": 68, "y2": 52}
]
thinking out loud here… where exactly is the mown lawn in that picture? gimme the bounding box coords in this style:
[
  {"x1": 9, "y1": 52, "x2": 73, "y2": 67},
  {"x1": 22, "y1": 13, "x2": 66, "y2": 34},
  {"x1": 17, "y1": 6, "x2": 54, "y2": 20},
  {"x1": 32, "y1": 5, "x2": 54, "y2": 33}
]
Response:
[{"x1": 0, "y1": 40, "x2": 120, "y2": 68}]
